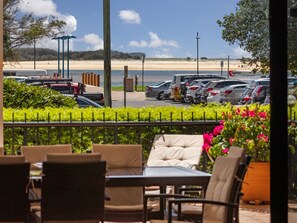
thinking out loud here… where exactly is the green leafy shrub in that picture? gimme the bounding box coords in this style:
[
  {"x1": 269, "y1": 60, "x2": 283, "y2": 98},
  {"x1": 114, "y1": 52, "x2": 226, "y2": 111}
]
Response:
[{"x1": 3, "y1": 79, "x2": 77, "y2": 108}]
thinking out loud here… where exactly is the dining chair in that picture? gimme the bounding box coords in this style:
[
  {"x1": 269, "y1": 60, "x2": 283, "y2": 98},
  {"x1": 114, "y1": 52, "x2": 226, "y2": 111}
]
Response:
[
  {"x1": 34, "y1": 153, "x2": 106, "y2": 223},
  {"x1": 92, "y1": 144, "x2": 152, "y2": 222},
  {"x1": 146, "y1": 134, "x2": 204, "y2": 169},
  {"x1": 171, "y1": 146, "x2": 250, "y2": 222},
  {"x1": 0, "y1": 155, "x2": 31, "y2": 223},
  {"x1": 144, "y1": 156, "x2": 242, "y2": 223},
  {"x1": 21, "y1": 144, "x2": 73, "y2": 213},
  {"x1": 21, "y1": 144, "x2": 72, "y2": 169},
  {"x1": 145, "y1": 134, "x2": 204, "y2": 215}
]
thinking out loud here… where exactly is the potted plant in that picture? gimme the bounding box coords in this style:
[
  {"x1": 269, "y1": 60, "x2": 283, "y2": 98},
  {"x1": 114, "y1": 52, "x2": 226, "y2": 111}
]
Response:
[{"x1": 203, "y1": 106, "x2": 270, "y2": 204}]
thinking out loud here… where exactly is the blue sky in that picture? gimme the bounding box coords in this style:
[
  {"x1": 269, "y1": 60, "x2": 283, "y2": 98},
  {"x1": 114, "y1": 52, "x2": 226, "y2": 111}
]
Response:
[{"x1": 18, "y1": 0, "x2": 248, "y2": 59}]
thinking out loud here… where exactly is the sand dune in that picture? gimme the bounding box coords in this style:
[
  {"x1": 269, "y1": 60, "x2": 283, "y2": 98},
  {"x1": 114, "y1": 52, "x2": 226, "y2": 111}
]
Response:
[{"x1": 4, "y1": 59, "x2": 252, "y2": 72}]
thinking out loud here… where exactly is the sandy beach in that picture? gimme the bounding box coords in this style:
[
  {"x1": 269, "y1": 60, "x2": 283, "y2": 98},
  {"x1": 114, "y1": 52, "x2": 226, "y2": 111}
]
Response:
[{"x1": 3, "y1": 59, "x2": 252, "y2": 72}]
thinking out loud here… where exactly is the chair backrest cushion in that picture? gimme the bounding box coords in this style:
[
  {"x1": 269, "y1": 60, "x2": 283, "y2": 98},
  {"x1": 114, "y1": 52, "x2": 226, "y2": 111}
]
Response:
[
  {"x1": 203, "y1": 156, "x2": 240, "y2": 223},
  {"x1": 0, "y1": 155, "x2": 25, "y2": 164},
  {"x1": 92, "y1": 144, "x2": 143, "y2": 207},
  {"x1": 146, "y1": 134, "x2": 203, "y2": 168},
  {"x1": 21, "y1": 144, "x2": 72, "y2": 163},
  {"x1": 228, "y1": 146, "x2": 246, "y2": 162},
  {"x1": 46, "y1": 153, "x2": 101, "y2": 163},
  {"x1": 92, "y1": 144, "x2": 142, "y2": 168}
]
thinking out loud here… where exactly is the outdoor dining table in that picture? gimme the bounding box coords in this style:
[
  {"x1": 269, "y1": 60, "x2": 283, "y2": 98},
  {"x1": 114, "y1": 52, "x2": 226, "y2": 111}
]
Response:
[
  {"x1": 31, "y1": 164, "x2": 211, "y2": 189},
  {"x1": 29, "y1": 164, "x2": 211, "y2": 219},
  {"x1": 106, "y1": 166, "x2": 211, "y2": 189}
]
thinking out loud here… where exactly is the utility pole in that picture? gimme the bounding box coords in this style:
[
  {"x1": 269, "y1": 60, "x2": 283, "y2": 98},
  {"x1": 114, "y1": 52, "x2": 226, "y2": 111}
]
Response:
[
  {"x1": 103, "y1": 0, "x2": 112, "y2": 107},
  {"x1": 196, "y1": 32, "x2": 200, "y2": 74}
]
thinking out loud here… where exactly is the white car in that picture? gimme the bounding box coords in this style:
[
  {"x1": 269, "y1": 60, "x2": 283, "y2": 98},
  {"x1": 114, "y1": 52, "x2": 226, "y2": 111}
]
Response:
[
  {"x1": 184, "y1": 79, "x2": 213, "y2": 103},
  {"x1": 219, "y1": 84, "x2": 249, "y2": 104}
]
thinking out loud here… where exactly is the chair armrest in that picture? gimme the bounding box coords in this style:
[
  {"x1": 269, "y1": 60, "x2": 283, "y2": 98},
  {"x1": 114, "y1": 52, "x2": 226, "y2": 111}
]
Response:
[{"x1": 167, "y1": 198, "x2": 239, "y2": 223}]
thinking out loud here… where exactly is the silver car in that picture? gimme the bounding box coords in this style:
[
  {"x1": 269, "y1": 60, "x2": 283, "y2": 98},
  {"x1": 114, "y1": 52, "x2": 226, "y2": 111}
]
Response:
[
  {"x1": 219, "y1": 84, "x2": 248, "y2": 105},
  {"x1": 145, "y1": 80, "x2": 171, "y2": 100},
  {"x1": 184, "y1": 79, "x2": 214, "y2": 103},
  {"x1": 194, "y1": 79, "x2": 248, "y2": 103}
]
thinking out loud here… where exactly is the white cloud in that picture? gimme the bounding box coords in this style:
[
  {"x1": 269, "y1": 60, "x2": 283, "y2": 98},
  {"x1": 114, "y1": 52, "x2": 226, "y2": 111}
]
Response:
[
  {"x1": 60, "y1": 15, "x2": 77, "y2": 35},
  {"x1": 18, "y1": 0, "x2": 58, "y2": 17},
  {"x1": 232, "y1": 47, "x2": 251, "y2": 58},
  {"x1": 83, "y1": 34, "x2": 104, "y2": 50},
  {"x1": 129, "y1": 32, "x2": 180, "y2": 50},
  {"x1": 18, "y1": 0, "x2": 77, "y2": 49},
  {"x1": 119, "y1": 10, "x2": 141, "y2": 24},
  {"x1": 129, "y1": 40, "x2": 148, "y2": 47},
  {"x1": 149, "y1": 32, "x2": 179, "y2": 48}
]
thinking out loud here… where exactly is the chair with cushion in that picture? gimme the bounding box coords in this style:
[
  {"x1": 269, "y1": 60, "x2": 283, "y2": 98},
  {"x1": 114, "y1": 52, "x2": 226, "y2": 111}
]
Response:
[
  {"x1": 171, "y1": 146, "x2": 250, "y2": 222},
  {"x1": 144, "y1": 156, "x2": 242, "y2": 223},
  {"x1": 21, "y1": 144, "x2": 73, "y2": 213},
  {"x1": 146, "y1": 134, "x2": 204, "y2": 212},
  {"x1": 146, "y1": 134, "x2": 204, "y2": 169},
  {"x1": 34, "y1": 153, "x2": 105, "y2": 223},
  {"x1": 92, "y1": 144, "x2": 151, "y2": 222},
  {"x1": 21, "y1": 144, "x2": 72, "y2": 168},
  {"x1": 0, "y1": 156, "x2": 31, "y2": 223}
]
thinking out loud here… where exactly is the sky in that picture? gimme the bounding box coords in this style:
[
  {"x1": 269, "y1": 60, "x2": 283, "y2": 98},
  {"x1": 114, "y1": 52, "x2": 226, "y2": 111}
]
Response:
[{"x1": 18, "y1": 0, "x2": 250, "y2": 59}]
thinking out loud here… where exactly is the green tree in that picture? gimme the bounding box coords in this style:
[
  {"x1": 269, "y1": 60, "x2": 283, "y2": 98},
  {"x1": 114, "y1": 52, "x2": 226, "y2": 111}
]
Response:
[
  {"x1": 3, "y1": 0, "x2": 66, "y2": 61},
  {"x1": 217, "y1": 0, "x2": 297, "y2": 74}
]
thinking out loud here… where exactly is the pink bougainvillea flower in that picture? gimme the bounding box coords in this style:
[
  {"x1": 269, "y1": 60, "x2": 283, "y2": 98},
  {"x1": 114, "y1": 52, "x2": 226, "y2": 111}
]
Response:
[
  {"x1": 258, "y1": 111, "x2": 267, "y2": 119},
  {"x1": 220, "y1": 120, "x2": 224, "y2": 125},
  {"x1": 248, "y1": 110, "x2": 256, "y2": 117},
  {"x1": 241, "y1": 109, "x2": 248, "y2": 117},
  {"x1": 213, "y1": 125, "x2": 224, "y2": 136},
  {"x1": 257, "y1": 133, "x2": 269, "y2": 142},
  {"x1": 202, "y1": 143, "x2": 211, "y2": 153},
  {"x1": 222, "y1": 148, "x2": 229, "y2": 154},
  {"x1": 229, "y1": 138, "x2": 234, "y2": 145},
  {"x1": 236, "y1": 108, "x2": 241, "y2": 115},
  {"x1": 203, "y1": 133, "x2": 213, "y2": 145}
]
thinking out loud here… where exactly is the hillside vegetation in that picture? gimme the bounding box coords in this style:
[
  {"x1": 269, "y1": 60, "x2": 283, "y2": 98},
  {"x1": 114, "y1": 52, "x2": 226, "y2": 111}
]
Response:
[{"x1": 16, "y1": 48, "x2": 145, "y2": 61}]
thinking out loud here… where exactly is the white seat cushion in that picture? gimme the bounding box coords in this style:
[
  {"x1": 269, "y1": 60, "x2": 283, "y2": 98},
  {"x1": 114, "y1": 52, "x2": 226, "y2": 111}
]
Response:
[{"x1": 147, "y1": 134, "x2": 203, "y2": 168}]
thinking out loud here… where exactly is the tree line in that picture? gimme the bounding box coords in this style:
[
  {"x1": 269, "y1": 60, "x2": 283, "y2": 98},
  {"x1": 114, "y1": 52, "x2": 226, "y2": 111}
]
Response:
[{"x1": 15, "y1": 48, "x2": 145, "y2": 61}]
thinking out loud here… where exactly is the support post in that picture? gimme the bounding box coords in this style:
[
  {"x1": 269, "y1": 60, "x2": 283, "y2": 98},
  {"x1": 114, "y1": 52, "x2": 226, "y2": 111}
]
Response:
[{"x1": 103, "y1": 0, "x2": 112, "y2": 107}]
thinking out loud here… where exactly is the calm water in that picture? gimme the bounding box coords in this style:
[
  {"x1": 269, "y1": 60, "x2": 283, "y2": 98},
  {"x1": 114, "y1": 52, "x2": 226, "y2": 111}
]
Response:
[{"x1": 47, "y1": 69, "x2": 264, "y2": 86}]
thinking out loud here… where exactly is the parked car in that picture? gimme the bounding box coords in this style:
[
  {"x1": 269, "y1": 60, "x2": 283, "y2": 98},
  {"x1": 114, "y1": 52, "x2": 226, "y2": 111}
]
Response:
[
  {"x1": 41, "y1": 81, "x2": 104, "y2": 105},
  {"x1": 184, "y1": 79, "x2": 213, "y2": 103},
  {"x1": 169, "y1": 73, "x2": 226, "y2": 101},
  {"x1": 145, "y1": 80, "x2": 171, "y2": 100},
  {"x1": 4, "y1": 76, "x2": 29, "y2": 83},
  {"x1": 63, "y1": 94, "x2": 103, "y2": 108},
  {"x1": 194, "y1": 79, "x2": 248, "y2": 104},
  {"x1": 250, "y1": 85, "x2": 270, "y2": 104},
  {"x1": 163, "y1": 88, "x2": 171, "y2": 100},
  {"x1": 238, "y1": 78, "x2": 270, "y2": 105},
  {"x1": 219, "y1": 84, "x2": 249, "y2": 105}
]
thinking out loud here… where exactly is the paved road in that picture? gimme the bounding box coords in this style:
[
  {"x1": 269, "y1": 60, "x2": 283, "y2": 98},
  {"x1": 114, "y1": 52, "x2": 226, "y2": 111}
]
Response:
[
  {"x1": 85, "y1": 85, "x2": 188, "y2": 108},
  {"x1": 112, "y1": 97, "x2": 189, "y2": 108}
]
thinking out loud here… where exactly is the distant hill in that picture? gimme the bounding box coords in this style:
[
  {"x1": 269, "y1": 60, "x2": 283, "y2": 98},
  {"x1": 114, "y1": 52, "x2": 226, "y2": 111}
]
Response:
[{"x1": 15, "y1": 48, "x2": 146, "y2": 61}]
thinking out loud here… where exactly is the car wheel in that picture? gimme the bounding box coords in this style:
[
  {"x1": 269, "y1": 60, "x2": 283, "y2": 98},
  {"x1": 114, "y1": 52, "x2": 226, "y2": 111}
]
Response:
[{"x1": 157, "y1": 91, "x2": 164, "y2": 100}]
